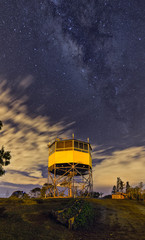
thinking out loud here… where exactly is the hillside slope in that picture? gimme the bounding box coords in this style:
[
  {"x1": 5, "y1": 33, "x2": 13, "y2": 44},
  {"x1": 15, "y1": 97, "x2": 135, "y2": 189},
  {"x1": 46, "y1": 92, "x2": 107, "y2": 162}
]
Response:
[{"x1": 0, "y1": 198, "x2": 145, "y2": 240}]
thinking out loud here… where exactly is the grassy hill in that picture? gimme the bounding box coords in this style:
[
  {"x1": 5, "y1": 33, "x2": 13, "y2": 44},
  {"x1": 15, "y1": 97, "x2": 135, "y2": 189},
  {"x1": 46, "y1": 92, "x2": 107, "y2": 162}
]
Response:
[{"x1": 0, "y1": 198, "x2": 145, "y2": 240}]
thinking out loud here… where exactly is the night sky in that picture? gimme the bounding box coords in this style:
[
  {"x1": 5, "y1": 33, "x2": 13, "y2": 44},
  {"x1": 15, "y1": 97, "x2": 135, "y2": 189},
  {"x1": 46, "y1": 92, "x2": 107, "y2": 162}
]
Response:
[{"x1": 1, "y1": 0, "x2": 145, "y2": 196}]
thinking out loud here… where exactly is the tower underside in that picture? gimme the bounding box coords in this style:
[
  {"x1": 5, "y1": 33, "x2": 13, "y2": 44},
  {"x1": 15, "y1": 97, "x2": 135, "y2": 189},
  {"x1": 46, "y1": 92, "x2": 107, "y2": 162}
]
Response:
[{"x1": 47, "y1": 163, "x2": 93, "y2": 198}]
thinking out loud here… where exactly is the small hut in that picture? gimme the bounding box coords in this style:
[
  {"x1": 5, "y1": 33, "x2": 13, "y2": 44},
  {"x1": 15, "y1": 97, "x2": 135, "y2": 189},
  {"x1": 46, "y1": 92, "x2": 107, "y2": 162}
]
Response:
[{"x1": 112, "y1": 192, "x2": 127, "y2": 199}]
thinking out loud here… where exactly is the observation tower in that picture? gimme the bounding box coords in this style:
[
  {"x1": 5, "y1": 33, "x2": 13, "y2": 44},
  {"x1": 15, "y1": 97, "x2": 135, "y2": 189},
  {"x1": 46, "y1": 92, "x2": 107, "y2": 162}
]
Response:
[{"x1": 47, "y1": 136, "x2": 93, "y2": 197}]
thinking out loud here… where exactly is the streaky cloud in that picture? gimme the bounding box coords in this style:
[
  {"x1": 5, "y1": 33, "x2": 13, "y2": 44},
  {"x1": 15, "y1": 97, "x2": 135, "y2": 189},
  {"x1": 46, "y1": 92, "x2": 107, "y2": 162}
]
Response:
[{"x1": 0, "y1": 78, "x2": 74, "y2": 188}]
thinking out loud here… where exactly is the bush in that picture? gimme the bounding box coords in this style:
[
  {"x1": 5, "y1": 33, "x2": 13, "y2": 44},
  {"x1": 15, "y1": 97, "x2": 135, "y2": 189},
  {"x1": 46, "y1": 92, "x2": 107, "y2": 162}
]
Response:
[
  {"x1": 53, "y1": 199, "x2": 94, "y2": 230},
  {"x1": 73, "y1": 201, "x2": 94, "y2": 230}
]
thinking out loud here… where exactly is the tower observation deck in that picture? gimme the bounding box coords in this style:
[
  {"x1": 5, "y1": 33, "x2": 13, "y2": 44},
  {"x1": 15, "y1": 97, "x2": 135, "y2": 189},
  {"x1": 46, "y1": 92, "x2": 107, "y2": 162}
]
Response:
[{"x1": 47, "y1": 137, "x2": 93, "y2": 197}]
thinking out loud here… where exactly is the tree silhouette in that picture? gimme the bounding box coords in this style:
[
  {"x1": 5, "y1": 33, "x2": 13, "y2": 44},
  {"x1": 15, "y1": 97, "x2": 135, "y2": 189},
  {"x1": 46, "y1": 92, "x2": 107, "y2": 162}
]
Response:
[
  {"x1": 30, "y1": 187, "x2": 41, "y2": 198},
  {"x1": 126, "y1": 181, "x2": 130, "y2": 194},
  {"x1": 0, "y1": 121, "x2": 11, "y2": 176},
  {"x1": 120, "y1": 180, "x2": 125, "y2": 192},
  {"x1": 0, "y1": 121, "x2": 2, "y2": 130},
  {"x1": 11, "y1": 191, "x2": 29, "y2": 199},
  {"x1": 116, "y1": 177, "x2": 124, "y2": 192},
  {"x1": 116, "y1": 177, "x2": 120, "y2": 192},
  {"x1": 112, "y1": 185, "x2": 117, "y2": 194},
  {"x1": 41, "y1": 183, "x2": 54, "y2": 197}
]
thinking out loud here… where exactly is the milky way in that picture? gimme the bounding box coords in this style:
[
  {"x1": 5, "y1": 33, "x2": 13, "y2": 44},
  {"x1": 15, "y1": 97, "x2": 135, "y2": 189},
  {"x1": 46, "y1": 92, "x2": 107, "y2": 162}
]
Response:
[{"x1": 1, "y1": 0, "x2": 145, "y2": 194}]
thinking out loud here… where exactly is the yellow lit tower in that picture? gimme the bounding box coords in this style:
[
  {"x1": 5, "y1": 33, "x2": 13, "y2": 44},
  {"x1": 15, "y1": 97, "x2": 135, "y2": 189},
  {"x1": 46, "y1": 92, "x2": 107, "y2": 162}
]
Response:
[{"x1": 47, "y1": 135, "x2": 93, "y2": 197}]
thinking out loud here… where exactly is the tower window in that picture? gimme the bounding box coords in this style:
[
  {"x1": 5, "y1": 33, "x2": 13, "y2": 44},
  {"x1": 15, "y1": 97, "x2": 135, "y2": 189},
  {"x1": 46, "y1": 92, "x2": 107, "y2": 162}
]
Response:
[
  {"x1": 79, "y1": 142, "x2": 83, "y2": 149},
  {"x1": 57, "y1": 141, "x2": 64, "y2": 149},
  {"x1": 74, "y1": 141, "x2": 78, "y2": 148},
  {"x1": 84, "y1": 143, "x2": 88, "y2": 150},
  {"x1": 65, "y1": 141, "x2": 72, "y2": 148}
]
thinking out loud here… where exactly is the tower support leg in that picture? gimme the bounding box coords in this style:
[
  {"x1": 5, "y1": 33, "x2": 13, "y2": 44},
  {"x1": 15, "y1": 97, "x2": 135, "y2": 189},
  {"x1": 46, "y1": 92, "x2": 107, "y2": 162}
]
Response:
[{"x1": 47, "y1": 164, "x2": 93, "y2": 198}]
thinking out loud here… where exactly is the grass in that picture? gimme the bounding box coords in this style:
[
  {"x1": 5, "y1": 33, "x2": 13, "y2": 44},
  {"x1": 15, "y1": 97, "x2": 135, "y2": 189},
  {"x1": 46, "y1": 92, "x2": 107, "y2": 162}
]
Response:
[{"x1": 0, "y1": 198, "x2": 145, "y2": 239}]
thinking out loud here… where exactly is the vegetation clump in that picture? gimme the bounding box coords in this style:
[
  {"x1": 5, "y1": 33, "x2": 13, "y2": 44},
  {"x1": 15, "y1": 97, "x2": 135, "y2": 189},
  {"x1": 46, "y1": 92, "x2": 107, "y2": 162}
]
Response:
[
  {"x1": 52, "y1": 199, "x2": 94, "y2": 230},
  {"x1": 10, "y1": 191, "x2": 29, "y2": 200},
  {"x1": 73, "y1": 200, "x2": 94, "y2": 230},
  {"x1": 0, "y1": 121, "x2": 11, "y2": 176}
]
